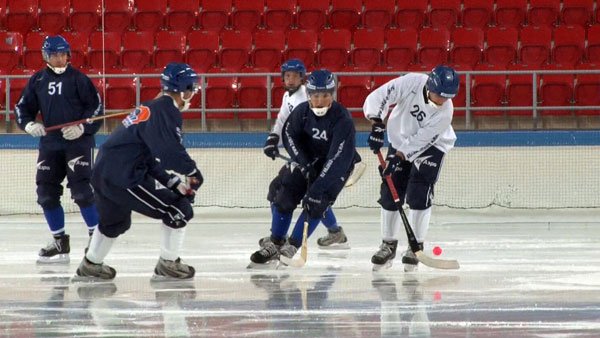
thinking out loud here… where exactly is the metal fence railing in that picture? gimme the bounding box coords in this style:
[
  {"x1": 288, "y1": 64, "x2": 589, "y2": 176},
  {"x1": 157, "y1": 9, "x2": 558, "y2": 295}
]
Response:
[{"x1": 2, "y1": 69, "x2": 599, "y2": 132}]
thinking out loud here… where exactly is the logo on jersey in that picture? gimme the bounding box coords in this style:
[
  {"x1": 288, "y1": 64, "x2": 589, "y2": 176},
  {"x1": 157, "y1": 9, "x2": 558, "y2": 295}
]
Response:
[
  {"x1": 67, "y1": 156, "x2": 90, "y2": 172},
  {"x1": 413, "y1": 155, "x2": 437, "y2": 171},
  {"x1": 36, "y1": 160, "x2": 51, "y2": 171},
  {"x1": 122, "y1": 105, "x2": 151, "y2": 128}
]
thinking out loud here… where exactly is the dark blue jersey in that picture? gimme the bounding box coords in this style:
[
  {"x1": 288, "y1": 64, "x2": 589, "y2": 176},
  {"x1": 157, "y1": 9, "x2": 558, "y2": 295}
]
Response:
[
  {"x1": 283, "y1": 101, "x2": 357, "y2": 196},
  {"x1": 92, "y1": 95, "x2": 198, "y2": 189},
  {"x1": 14, "y1": 65, "x2": 103, "y2": 147}
]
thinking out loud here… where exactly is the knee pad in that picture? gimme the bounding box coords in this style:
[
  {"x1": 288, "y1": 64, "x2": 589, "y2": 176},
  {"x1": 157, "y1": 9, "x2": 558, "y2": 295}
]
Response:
[
  {"x1": 163, "y1": 201, "x2": 193, "y2": 229},
  {"x1": 406, "y1": 182, "x2": 433, "y2": 210},
  {"x1": 70, "y1": 181, "x2": 95, "y2": 207},
  {"x1": 36, "y1": 183, "x2": 63, "y2": 209},
  {"x1": 98, "y1": 216, "x2": 131, "y2": 238},
  {"x1": 377, "y1": 181, "x2": 401, "y2": 211}
]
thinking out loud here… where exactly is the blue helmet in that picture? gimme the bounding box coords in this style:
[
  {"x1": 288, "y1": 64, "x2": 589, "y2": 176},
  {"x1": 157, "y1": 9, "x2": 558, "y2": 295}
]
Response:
[
  {"x1": 281, "y1": 59, "x2": 306, "y2": 78},
  {"x1": 42, "y1": 35, "x2": 70, "y2": 62},
  {"x1": 161, "y1": 62, "x2": 199, "y2": 93},
  {"x1": 306, "y1": 69, "x2": 336, "y2": 94},
  {"x1": 426, "y1": 65, "x2": 459, "y2": 98}
]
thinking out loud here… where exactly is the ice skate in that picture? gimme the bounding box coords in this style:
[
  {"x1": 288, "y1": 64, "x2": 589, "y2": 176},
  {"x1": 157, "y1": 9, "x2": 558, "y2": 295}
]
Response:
[
  {"x1": 248, "y1": 242, "x2": 281, "y2": 269},
  {"x1": 37, "y1": 234, "x2": 70, "y2": 264},
  {"x1": 151, "y1": 257, "x2": 195, "y2": 281},
  {"x1": 73, "y1": 257, "x2": 116, "y2": 281},
  {"x1": 317, "y1": 226, "x2": 350, "y2": 250},
  {"x1": 371, "y1": 240, "x2": 398, "y2": 271},
  {"x1": 278, "y1": 241, "x2": 299, "y2": 267},
  {"x1": 401, "y1": 244, "x2": 422, "y2": 272}
]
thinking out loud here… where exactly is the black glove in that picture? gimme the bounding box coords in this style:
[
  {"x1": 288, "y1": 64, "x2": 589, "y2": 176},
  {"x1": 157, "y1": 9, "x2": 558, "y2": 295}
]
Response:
[
  {"x1": 302, "y1": 193, "x2": 328, "y2": 219},
  {"x1": 185, "y1": 169, "x2": 203, "y2": 203},
  {"x1": 263, "y1": 133, "x2": 279, "y2": 160},
  {"x1": 167, "y1": 177, "x2": 189, "y2": 198},
  {"x1": 299, "y1": 163, "x2": 317, "y2": 180},
  {"x1": 382, "y1": 151, "x2": 404, "y2": 177},
  {"x1": 368, "y1": 120, "x2": 386, "y2": 154}
]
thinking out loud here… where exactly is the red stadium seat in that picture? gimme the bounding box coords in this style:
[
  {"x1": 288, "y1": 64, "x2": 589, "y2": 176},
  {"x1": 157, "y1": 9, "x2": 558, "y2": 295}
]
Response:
[
  {"x1": 586, "y1": 25, "x2": 600, "y2": 63},
  {"x1": 23, "y1": 32, "x2": 47, "y2": 70},
  {"x1": 284, "y1": 30, "x2": 317, "y2": 69},
  {"x1": 575, "y1": 64, "x2": 600, "y2": 115},
  {"x1": 6, "y1": 0, "x2": 38, "y2": 36},
  {"x1": 271, "y1": 77, "x2": 286, "y2": 109},
  {"x1": 317, "y1": 29, "x2": 351, "y2": 71},
  {"x1": 494, "y1": 0, "x2": 527, "y2": 28},
  {"x1": 428, "y1": 0, "x2": 460, "y2": 30},
  {"x1": 264, "y1": 0, "x2": 295, "y2": 31},
  {"x1": 0, "y1": 0, "x2": 6, "y2": 31},
  {"x1": 61, "y1": 31, "x2": 89, "y2": 69},
  {"x1": 154, "y1": 31, "x2": 186, "y2": 68},
  {"x1": 134, "y1": 0, "x2": 167, "y2": 32},
  {"x1": 471, "y1": 66, "x2": 507, "y2": 116},
  {"x1": 0, "y1": 32, "x2": 23, "y2": 72},
  {"x1": 484, "y1": 27, "x2": 518, "y2": 67},
  {"x1": 362, "y1": 0, "x2": 395, "y2": 30},
  {"x1": 219, "y1": 30, "x2": 253, "y2": 71},
  {"x1": 350, "y1": 29, "x2": 384, "y2": 70},
  {"x1": 527, "y1": 0, "x2": 560, "y2": 28},
  {"x1": 418, "y1": 27, "x2": 450, "y2": 68},
  {"x1": 328, "y1": 0, "x2": 362, "y2": 31},
  {"x1": 0, "y1": 70, "x2": 5, "y2": 109},
  {"x1": 395, "y1": 0, "x2": 427, "y2": 30},
  {"x1": 121, "y1": 31, "x2": 155, "y2": 71},
  {"x1": 205, "y1": 71, "x2": 237, "y2": 119},
  {"x1": 450, "y1": 27, "x2": 484, "y2": 69},
  {"x1": 552, "y1": 25, "x2": 585, "y2": 67},
  {"x1": 252, "y1": 30, "x2": 285, "y2": 71},
  {"x1": 231, "y1": 0, "x2": 263, "y2": 32},
  {"x1": 198, "y1": 0, "x2": 231, "y2": 31},
  {"x1": 186, "y1": 30, "x2": 219, "y2": 72},
  {"x1": 9, "y1": 68, "x2": 36, "y2": 110},
  {"x1": 104, "y1": 0, "x2": 133, "y2": 33},
  {"x1": 140, "y1": 75, "x2": 161, "y2": 103},
  {"x1": 560, "y1": 0, "x2": 593, "y2": 27},
  {"x1": 238, "y1": 75, "x2": 268, "y2": 119},
  {"x1": 297, "y1": 0, "x2": 328, "y2": 31},
  {"x1": 166, "y1": 0, "x2": 198, "y2": 32},
  {"x1": 506, "y1": 64, "x2": 537, "y2": 116},
  {"x1": 519, "y1": 26, "x2": 552, "y2": 67},
  {"x1": 105, "y1": 70, "x2": 137, "y2": 110},
  {"x1": 337, "y1": 74, "x2": 372, "y2": 116},
  {"x1": 383, "y1": 28, "x2": 417, "y2": 70},
  {"x1": 461, "y1": 0, "x2": 493, "y2": 29},
  {"x1": 38, "y1": 0, "x2": 69, "y2": 34},
  {"x1": 89, "y1": 32, "x2": 122, "y2": 71},
  {"x1": 539, "y1": 68, "x2": 574, "y2": 115},
  {"x1": 70, "y1": 0, "x2": 102, "y2": 33}
]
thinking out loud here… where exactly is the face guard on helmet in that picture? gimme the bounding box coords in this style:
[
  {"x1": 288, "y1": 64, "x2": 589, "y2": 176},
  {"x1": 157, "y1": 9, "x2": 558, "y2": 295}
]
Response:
[
  {"x1": 42, "y1": 35, "x2": 70, "y2": 74},
  {"x1": 161, "y1": 62, "x2": 199, "y2": 112},
  {"x1": 425, "y1": 65, "x2": 459, "y2": 109},
  {"x1": 306, "y1": 69, "x2": 336, "y2": 117},
  {"x1": 280, "y1": 59, "x2": 306, "y2": 94}
]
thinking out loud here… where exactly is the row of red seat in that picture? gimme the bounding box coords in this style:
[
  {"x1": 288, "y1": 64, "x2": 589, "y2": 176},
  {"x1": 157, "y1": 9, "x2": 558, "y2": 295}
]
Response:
[
  {"x1": 1, "y1": 24, "x2": 600, "y2": 73},
  {"x1": 2, "y1": 68, "x2": 598, "y2": 117},
  {"x1": 1, "y1": 0, "x2": 598, "y2": 36}
]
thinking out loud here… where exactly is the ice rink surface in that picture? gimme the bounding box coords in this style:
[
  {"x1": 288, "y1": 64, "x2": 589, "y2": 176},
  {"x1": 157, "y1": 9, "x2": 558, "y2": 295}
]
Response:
[{"x1": 0, "y1": 208, "x2": 599, "y2": 337}]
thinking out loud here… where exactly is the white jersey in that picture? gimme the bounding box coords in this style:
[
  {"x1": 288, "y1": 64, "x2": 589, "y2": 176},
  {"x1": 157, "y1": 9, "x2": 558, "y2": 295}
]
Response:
[
  {"x1": 271, "y1": 85, "x2": 308, "y2": 144},
  {"x1": 363, "y1": 73, "x2": 456, "y2": 162}
]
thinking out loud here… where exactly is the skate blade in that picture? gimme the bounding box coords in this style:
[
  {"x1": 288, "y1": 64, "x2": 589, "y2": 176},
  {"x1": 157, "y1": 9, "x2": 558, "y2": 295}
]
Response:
[
  {"x1": 150, "y1": 274, "x2": 194, "y2": 282},
  {"x1": 372, "y1": 260, "x2": 393, "y2": 272},
  {"x1": 279, "y1": 255, "x2": 306, "y2": 268},
  {"x1": 37, "y1": 254, "x2": 70, "y2": 264},
  {"x1": 403, "y1": 263, "x2": 418, "y2": 272},
  {"x1": 317, "y1": 242, "x2": 350, "y2": 250},
  {"x1": 246, "y1": 260, "x2": 280, "y2": 270},
  {"x1": 71, "y1": 274, "x2": 115, "y2": 283}
]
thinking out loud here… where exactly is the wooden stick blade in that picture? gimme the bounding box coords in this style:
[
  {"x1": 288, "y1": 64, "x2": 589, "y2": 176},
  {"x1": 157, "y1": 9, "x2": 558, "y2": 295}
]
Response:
[
  {"x1": 415, "y1": 251, "x2": 460, "y2": 270},
  {"x1": 279, "y1": 255, "x2": 306, "y2": 268}
]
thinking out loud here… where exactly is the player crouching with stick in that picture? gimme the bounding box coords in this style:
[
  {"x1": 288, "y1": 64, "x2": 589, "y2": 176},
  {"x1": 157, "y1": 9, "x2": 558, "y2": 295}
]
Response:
[
  {"x1": 74, "y1": 63, "x2": 203, "y2": 281},
  {"x1": 249, "y1": 69, "x2": 360, "y2": 267}
]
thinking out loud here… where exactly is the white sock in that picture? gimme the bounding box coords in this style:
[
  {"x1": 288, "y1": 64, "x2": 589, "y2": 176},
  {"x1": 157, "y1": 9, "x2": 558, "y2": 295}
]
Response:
[
  {"x1": 85, "y1": 230, "x2": 116, "y2": 264},
  {"x1": 381, "y1": 209, "x2": 402, "y2": 242},
  {"x1": 160, "y1": 224, "x2": 186, "y2": 261},
  {"x1": 408, "y1": 208, "x2": 432, "y2": 243}
]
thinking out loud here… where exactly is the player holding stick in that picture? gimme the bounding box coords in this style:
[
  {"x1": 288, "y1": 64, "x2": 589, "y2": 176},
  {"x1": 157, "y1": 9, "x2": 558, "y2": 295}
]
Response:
[
  {"x1": 364, "y1": 65, "x2": 459, "y2": 271},
  {"x1": 251, "y1": 69, "x2": 359, "y2": 266},
  {"x1": 73, "y1": 63, "x2": 203, "y2": 281},
  {"x1": 14, "y1": 35, "x2": 103, "y2": 264}
]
